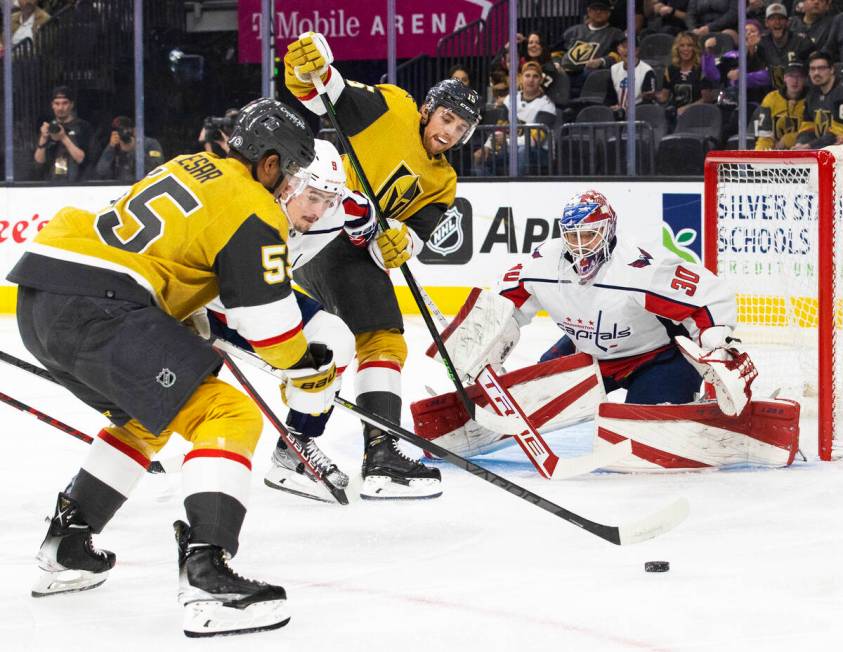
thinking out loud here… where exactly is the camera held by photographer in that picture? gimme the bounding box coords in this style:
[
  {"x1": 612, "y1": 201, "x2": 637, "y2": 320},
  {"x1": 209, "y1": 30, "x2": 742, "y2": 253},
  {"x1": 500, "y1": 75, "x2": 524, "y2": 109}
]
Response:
[
  {"x1": 95, "y1": 115, "x2": 165, "y2": 182},
  {"x1": 34, "y1": 86, "x2": 92, "y2": 182}
]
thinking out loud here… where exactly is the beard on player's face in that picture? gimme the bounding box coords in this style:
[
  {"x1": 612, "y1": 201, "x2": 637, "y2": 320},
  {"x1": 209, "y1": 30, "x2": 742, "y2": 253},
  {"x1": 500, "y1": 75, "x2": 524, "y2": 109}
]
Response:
[{"x1": 421, "y1": 107, "x2": 469, "y2": 156}]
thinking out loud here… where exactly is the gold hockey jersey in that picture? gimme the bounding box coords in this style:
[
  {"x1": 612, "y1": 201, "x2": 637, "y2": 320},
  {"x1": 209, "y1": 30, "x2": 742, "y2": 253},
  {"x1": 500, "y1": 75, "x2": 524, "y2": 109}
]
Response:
[
  {"x1": 754, "y1": 89, "x2": 807, "y2": 150},
  {"x1": 9, "y1": 152, "x2": 308, "y2": 369},
  {"x1": 289, "y1": 68, "x2": 457, "y2": 240}
]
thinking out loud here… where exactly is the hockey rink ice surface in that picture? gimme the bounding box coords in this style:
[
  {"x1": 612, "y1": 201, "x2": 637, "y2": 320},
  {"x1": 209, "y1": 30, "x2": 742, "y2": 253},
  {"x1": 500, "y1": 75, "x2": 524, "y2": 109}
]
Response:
[{"x1": 0, "y1": 314, "x2": 841, "y2": 651}]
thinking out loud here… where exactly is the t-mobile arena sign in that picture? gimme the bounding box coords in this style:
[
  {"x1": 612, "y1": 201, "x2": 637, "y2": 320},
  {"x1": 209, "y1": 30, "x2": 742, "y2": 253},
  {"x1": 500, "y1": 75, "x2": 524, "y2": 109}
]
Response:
[{"x1": 237, "y1": 0, "x2": 491, "y2": 62}]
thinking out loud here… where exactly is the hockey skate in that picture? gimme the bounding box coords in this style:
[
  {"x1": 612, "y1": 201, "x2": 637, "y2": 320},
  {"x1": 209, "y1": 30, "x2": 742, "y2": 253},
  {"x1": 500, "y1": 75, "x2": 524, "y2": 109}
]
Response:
[
  {"x1": 32, "y1": 493, "x2": 116, "y2": 597},
  {"x1": 360, "y1": 432, "x2": 442, "y2": 500},
  {"x1": 174, "y1": 520, "x2": 290, "y2": 638},
  {"x1": 264, "y1": 433, "x2": 349, "y2": 504}
]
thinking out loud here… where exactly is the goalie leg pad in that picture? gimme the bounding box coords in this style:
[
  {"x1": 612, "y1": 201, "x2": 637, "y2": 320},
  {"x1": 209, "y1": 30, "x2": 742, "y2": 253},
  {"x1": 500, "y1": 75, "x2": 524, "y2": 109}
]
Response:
[
  {"x1": 594, "y1": 399, "x2": 800, "y2": 472},
  {"x1": 411, "y1": 354, "x2": 605, "y2": 457}
]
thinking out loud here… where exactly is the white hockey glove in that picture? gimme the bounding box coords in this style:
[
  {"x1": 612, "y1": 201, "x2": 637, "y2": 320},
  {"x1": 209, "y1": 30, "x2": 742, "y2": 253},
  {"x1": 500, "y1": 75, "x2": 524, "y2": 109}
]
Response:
[
  {"x1": 427, "y1": 289, "x2": 521, "y2": 382},
  {"x1": 287, "y1": 31, "x2": 334, "y2": 83},
  {"x1": 676, "y1": 330, "x2": 758, "y2": 417},
  {"x1": 368, "y1": 219, "x2": 423, "y2": 270},
  {"x1": 280, "y1": 342, "x2": 338, "y2": 415}
]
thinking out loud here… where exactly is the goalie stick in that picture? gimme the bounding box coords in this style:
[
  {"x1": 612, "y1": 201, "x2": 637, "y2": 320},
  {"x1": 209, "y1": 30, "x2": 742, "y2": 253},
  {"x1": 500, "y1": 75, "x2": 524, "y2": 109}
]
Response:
[
  {"x1": 215, "y1": 348, "x2": 349, "y2": 506},
  {"x1": 0, "y1": 357, "x2": 170, "y2": 474},
  {"x1": 309, "y1": 74, "x2": 525, "y2": 437},
  {"x1": 212, "y1": 338, "x2": 689, "y2": 545}
]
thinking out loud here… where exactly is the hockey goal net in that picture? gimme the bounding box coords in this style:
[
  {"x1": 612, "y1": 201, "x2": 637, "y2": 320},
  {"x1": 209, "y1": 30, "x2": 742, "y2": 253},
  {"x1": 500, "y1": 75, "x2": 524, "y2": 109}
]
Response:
[{"x1": 704, "y1": 150, "x2": 842, "y2": 461}]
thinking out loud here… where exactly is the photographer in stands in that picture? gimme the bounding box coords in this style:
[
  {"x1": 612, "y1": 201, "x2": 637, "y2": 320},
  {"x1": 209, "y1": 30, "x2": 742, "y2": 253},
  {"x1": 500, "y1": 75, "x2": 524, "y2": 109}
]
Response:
[
  {"x1": 95, "y1": 116, "x2": 165, "y2": 182},
  {"x1": 198, "y1": 107, "x2": 239, "y2": 157},
  {"x1": 33, "y1": 86, "x2": 92, "y2": 183}
]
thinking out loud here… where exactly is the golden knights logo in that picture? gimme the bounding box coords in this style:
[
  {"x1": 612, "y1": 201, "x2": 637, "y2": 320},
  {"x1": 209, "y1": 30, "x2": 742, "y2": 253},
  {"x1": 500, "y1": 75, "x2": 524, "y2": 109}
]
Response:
[
  {"x1": 567, "y1": 41, "x2": 599, "y2": 65},
  {"x1": 375, "y1": 161, "x2": 422, "y2": 220},
  {"x1": 814, "y1": 109, "x2": 832, "y2": 136},
  {"x1": 418, "y1": 197, "x2": 473, "y2": 265}
]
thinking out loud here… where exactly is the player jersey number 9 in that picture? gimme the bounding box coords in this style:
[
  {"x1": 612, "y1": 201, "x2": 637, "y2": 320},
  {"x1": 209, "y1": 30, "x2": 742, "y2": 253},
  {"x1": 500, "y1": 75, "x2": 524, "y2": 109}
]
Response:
[{"x1": 95, "y1": 175, "x2": 201, "y2": 253}]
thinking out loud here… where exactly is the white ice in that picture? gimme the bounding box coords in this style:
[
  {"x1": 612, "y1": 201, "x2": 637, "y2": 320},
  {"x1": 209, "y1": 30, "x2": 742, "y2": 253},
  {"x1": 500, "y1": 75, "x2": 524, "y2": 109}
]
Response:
[{"x1": 0, "y1": 314, "x2": 841, "y2": 652}]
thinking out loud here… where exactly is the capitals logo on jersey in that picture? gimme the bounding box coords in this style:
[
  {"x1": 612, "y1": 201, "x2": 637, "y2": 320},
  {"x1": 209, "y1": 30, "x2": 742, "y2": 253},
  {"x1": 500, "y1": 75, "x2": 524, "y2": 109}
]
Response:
[
  {"x1": 376, "y1": 161, "x2": 422, "y2": 220},
  {"x1": 559, "y1": 310, "x2": 631, "y2": 352}
]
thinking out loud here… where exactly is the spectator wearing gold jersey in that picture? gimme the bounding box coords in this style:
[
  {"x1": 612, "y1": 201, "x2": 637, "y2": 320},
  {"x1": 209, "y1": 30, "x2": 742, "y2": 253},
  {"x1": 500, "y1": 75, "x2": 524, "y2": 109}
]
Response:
[
  {"x1": 794, "y1": 50, "x2": 843, "y2": 149},
  {"x1": 755, "y1": 61, "x2": 809, "y2": 150}
]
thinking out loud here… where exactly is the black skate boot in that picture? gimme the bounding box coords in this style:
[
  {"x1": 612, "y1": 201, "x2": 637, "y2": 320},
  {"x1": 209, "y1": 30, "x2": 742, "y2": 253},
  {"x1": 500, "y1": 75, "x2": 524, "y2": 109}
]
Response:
[
  {"x1": 32, "y1": 492, "x2": 116, "y2": 597},
  {"x1": 174, "y1": 520, "x2": 290, "y2": 637},
  {"x1": 264, "y1": 431, "x2": 349, "y2": 505},
  {"x1": 360, "y1": 429, "x2": 442, "y2": 500}
]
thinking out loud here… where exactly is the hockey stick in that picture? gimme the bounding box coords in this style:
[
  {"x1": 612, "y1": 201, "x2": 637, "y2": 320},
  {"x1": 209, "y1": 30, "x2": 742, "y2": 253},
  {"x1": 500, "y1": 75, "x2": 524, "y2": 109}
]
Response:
[
  {"x1": 0, "y1": 389, "x2": 171, "y2": 474},
  {"x1": 215, "y1": 347, "x2": 349, "y2": 506},
  {"x1": 212, "y1": 338, "x2": 689, "y2": 545},
  {"x1": 309, "y1": 74, "x2": 523, "y2": 437},
  {"x1": 0, "y1": 350, "x2": 177, "y2": 475}
]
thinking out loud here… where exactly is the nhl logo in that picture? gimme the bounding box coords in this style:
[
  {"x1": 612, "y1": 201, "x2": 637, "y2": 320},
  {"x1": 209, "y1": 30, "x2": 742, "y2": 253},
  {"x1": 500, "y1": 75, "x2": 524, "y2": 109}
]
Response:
[
  {"x1": 156, "y1": 368, "x2": 177, "y2": 388},
  {"x1": 428, "y1": 206, "x2": 464, "y2": 256},
  {"x1": 419, "y1": 197, "x2": 473, "y2": 266}
]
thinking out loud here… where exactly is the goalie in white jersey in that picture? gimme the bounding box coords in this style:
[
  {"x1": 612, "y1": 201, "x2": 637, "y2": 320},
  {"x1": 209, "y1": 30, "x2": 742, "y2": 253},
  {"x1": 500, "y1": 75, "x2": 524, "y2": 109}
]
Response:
[
  {"x1": 206, "y1": 138, "x2": 377, "y2": 501},
  {"x1": 413, "y1": 190, "x2": 797, "y2": 472},
  {"x1": 502, "y1": 189, "x2": 749, "y2": 406}
]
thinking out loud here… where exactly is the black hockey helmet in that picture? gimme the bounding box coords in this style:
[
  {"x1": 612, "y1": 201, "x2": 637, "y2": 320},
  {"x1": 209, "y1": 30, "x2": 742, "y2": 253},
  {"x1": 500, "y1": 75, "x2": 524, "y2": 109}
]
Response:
[
  {"x1": 422, "y1": 79, "x2": 482, "y2": 145},
  {"x1": 228, "y1": 98, "x2": 315, "y2": 176}
]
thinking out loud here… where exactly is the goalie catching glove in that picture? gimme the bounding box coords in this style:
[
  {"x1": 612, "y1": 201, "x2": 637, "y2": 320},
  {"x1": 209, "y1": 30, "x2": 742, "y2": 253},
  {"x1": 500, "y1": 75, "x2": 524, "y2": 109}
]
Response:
[
  {"x1": 369, "y1": 219, "x2": 423, "y2": 270},
  {"x1": 280, "y1": 342, "x2": 338, "y2": 415},
  {"x1": 675, "y1": 326, "x2": 758, "y2": 417}
]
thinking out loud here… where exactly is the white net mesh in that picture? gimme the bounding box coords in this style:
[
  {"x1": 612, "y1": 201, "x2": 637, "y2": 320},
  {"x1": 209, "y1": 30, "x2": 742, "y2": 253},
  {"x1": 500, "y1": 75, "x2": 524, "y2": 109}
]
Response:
[{"x1": 712, "y1": 156, "x2": 842, "y2": 460}]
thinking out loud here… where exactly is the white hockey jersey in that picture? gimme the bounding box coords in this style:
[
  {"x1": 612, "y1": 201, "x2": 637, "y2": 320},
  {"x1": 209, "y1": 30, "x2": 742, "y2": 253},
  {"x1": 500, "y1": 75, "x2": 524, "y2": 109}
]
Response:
[{"x1": 498, "y1": 239, "x2": 737, "y2": 379}]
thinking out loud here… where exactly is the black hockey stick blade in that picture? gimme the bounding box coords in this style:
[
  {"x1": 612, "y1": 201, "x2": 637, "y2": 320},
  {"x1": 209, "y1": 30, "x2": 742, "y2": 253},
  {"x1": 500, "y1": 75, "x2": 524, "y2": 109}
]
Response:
[
  {"x1": 215, "y1": 348, "x2": 349, "y2": 506},
  {"x1": 213, "y1": 339, "x2": 689, "y2": 545}
]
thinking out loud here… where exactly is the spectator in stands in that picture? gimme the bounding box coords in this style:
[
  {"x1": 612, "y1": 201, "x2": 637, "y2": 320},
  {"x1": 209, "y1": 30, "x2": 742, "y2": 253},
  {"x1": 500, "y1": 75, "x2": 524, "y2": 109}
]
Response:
[
  {"x1": 818, "y1": 10, "x2": 843, "y2": 62},
  {"x1": 794, "y1": 50, "x2": 843, "y2": 149},
  {"x1": 448, "y1": 64, "x2": 471, "y2": 87},
  {"x1": 646, "y1": 0, "x2": 691, "y2": 36},
  {"x1": 685, "y1": 0, "x2": 739, "y2": 45},
  {"x1": 197, "y1": 107, "x2": 238, "y2": 157},
  {"x1": 703, "y1": 19, "x2": 771, "y2": 106},
  {"x1": 608, "y1": 0, "x2": 646, "y2": 33},
  {"x1": 746, "y1": 0, "x2": 768, "y2": 23},
  {"x1": 657, "y1": 32, "x2": 715, "y2": 116},
  {"x1": 557, "y1": 1, "x2": 625, "y2": 96},
  {"x1": 758, "y1": 4, "x2": 816, "y2": 95},
  {"x1": 607, "y1": 36, "x2": 658, "y2": 117},
  {"x1": 94, "y1": 116, "x2": 165, "y2": 182},
  {"x1": 755, "y1": 61, "x2": 808, "y2": 149},
  {"x1": 33, "y1": 85, "x2": 91, "y2": 183},
  {"x1": 472, "y1": 61, "x2": 556, "y2": 175},
  {"x1": 790, "y1": 0, "x2": 834, "y2": 49},
  {"x1": 11, "y1": 0, "x2": 50, "y2": 46}
]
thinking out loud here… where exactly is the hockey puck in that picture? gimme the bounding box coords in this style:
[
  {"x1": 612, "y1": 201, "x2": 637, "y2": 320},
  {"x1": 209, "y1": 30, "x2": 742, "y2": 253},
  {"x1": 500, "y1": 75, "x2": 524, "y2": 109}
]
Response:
[{"x1": 644, "y1": 561, "x2": 670, "y2": 573}]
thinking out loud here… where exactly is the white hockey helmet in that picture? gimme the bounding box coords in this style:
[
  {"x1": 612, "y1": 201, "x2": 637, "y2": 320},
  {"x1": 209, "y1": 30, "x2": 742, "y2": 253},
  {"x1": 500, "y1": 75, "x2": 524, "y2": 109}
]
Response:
[
  {"x1": 558, "y1": 190, "x2": 617, "y2": 284},
  {"x1": 281, "y1": 138, "x2": 346, "y2": 211}
]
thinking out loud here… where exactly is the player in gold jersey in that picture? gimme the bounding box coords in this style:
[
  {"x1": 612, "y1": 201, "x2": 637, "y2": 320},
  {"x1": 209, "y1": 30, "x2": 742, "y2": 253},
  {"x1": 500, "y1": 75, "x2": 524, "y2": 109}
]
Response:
[
  {"x1": 6, "y1": 99, "x2": 332, "y2": 637},
  {"x1": 283, "y1": 32, "x2": 482, "y2": 499}
]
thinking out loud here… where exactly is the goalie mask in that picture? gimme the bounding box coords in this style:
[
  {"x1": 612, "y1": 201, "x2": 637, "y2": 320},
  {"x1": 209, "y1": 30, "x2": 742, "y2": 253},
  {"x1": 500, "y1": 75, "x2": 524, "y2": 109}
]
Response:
[
  {"x1": 559, "y1": 190, "x2": 617, "y2": 284},
  {"x1": 280, "y1": 138, "x2": 345, "y2": 220},
  {"x1": 422, "y1": 79, "x2": 482, "y2": 146}
]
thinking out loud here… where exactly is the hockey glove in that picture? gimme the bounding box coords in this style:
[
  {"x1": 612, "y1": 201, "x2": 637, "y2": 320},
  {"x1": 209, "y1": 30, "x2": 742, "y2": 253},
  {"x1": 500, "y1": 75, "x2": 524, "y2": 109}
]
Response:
[
  {"x1": 342, "y1": 191, "x2": 378, "y2": 247},
  {"x1": 369, "y1": 219, "x2": 422, "y2": 270},
  {"x1": 285, "y1": 31, "x2": 333, "y2": 84},
  {"x1": 280, "y1": 342, "x2": 338, "y2": 416},
  {"x1": 675, "y1": 334, "x2": 758, "y2": 416}
]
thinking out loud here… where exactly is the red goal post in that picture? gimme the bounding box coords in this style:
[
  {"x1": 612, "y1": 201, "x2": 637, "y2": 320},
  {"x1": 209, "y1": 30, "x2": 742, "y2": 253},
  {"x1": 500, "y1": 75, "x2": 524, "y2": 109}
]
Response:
[{"x1": 703, "y1": 150, "x2": 841, "y2": 461}]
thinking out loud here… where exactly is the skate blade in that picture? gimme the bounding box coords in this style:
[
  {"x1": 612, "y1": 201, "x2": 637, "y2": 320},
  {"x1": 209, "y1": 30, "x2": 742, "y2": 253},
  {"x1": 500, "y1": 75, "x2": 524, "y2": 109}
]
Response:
[
  {"x1": 183, "y1": 598, "x2": 290, "y2": 638},
  {"x1": 31, "y1": 568, "x2": 109, "y2": 597},
  {"x1": 360, "y1": 475, "x2": 443, "y2": 500},
  {"x1": 263, "y1": 469, "x2": 343, "y2": 504}
]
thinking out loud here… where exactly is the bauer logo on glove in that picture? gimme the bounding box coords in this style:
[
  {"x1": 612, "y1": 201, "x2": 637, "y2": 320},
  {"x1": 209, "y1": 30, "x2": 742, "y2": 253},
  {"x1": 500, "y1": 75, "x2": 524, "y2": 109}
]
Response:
[{"x1": 280, "y1": 342, "x2": 338, "y2": 415}]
